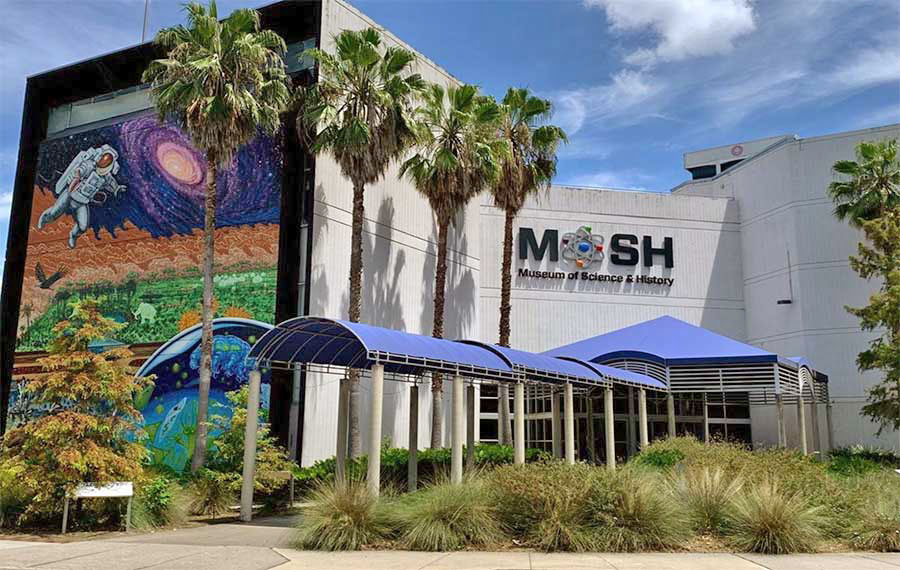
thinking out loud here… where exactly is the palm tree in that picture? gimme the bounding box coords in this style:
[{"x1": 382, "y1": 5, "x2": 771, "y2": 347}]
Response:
[
  {"x1": 829, "y1": 139, "x2": 900, "y2": 227},
  {"x1": 490, "y1": 88, "x2": 566, "y2": 444},
  {"x1": 296, "y1": 28, "x2": 423, "y2": 456},
  {"x1": 401, "y1": 84, "x2": 503, "y2": 447},
  {"x1": 143, "y1": 1, "x2": 290, "y2": 471}
]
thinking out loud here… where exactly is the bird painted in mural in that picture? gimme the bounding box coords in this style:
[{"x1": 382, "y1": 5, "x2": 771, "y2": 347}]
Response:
[{"x1": 35, "y1": 262, "x2": 68, "y2": 289}]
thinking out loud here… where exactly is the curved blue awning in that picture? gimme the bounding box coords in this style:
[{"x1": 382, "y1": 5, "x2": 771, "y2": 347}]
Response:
[
  {"x1": 248, "y1": 317, "x2": 515, "y2": 380},
  {"x1": 556, "y1": 357, "x2": 669, "y2": 391},
  {"x1": 457, "y1": 341, "x2": 610, "y2": 387}
]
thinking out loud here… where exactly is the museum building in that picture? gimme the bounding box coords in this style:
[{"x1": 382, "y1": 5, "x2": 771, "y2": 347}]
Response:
[{"x1": 2, "y1": 0, "x2": 898, "y2": 467}]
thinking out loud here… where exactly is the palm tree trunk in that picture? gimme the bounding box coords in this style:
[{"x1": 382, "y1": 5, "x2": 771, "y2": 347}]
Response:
[
  {"x1": 430, "y1": 219, "x2": 449, "y2": 448},
  {"x1": 497, "y1": 207, "x2": 515, "y2": 444},
  {"x1": 190, "y1": 155, "x2": 217, "y2": 472},
  {"x1": 347, "y1": 180, "x2": 366, "y2": 458}
]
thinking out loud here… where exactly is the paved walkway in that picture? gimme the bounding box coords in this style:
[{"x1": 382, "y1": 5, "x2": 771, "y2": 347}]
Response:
[{"x1": 0, "y1": 517, "x2": 897, "y2": 570}]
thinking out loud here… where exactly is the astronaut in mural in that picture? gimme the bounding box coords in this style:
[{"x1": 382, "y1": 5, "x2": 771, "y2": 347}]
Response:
[{"x1": 37, "y1": 144, "x2": 126, "y2": 248}]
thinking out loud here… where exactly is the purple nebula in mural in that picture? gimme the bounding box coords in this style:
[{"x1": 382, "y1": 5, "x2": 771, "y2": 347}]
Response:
[{"x1": 36, "y1": 113, "x2": 283, "y2": 240}]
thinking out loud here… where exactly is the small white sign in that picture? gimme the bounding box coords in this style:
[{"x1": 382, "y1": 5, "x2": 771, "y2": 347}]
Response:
[{"x1": 73, "y1": 482, "x2": 133, "y2": 499}]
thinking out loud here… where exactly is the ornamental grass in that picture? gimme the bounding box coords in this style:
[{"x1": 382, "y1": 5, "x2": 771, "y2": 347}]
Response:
[
  {"x1": 670, "y1": 466, "x2": 743, "y2": 534},
  {"x1": 392, "y1": 475, "x2": 505, "y2": 551},
  {"x1": 294, "y1": 479, "x2": 393, "y2": 551},
  {"x1": 725, "y1": 479, "x2": 824, "y2": 554}
]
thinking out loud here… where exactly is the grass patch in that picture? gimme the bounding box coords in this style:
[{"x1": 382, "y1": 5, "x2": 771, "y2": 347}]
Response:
[
  {"x1": 294, "y1": 479, "x2": 392, "y2": 551},
  {"x1": 187, "y1": 470, "x2": 235, "y2": 517},
  {"x1": 726, "y1": 479, "x2": 824, "y2": 554},
  {"x1": 392, "y1": 476, "x2": 505, "y2": 551},
  {"x1": 588, "y1": 468, "x2": 691, "y2": 552},
  {"x1": 670, "y1": 466, "x2": 743, "y2": 534}
]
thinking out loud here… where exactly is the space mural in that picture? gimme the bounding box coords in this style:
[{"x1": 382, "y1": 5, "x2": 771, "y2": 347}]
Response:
[{"x1": 11, "y1": 112, "x2": 283, "y2": 470}]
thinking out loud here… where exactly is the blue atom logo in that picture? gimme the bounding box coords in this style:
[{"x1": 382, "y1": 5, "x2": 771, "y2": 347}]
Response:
[{"x1": 561, "y1": 226, "x2": 604, "y2": 268}]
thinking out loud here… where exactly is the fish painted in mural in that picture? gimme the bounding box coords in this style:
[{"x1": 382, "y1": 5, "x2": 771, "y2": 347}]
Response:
[
  {"x1": 154, "y1": 396, "x2": 188, "y2": 448},
  {"x1": 37, "y1": 144, "x2": 127, "y2": 248},
  {"x1": 189, "y1": 334, "x2": 253, "y2": 389}
]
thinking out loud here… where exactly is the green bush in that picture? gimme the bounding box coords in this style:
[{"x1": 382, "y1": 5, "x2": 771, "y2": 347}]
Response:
[
  {"x1": 488, "y1": 462, "x2": 598, "y2": 551},
  {"x1": 831, "y1": 445, "x2": 900, "y2": 470},
  {"x1": 726, "y1": 479, "x2": 824, "y2": 554},
  {"x1": 670, "y1": 466, "x2": 742, "y2": 534},
  {"x1": 132, "y1": 477, "x2": 190, "y2": 529},
  {"x1": 587, "y1": 469, "x2": 691, "y2": 552},
  {"x1": 294, "y1": 443, "x2": 549, "y2": 497},
  {"x1": 828, "y1": 454, "x2": 884, "y2": 477},
  {"x1": 294, "y1": 479, "x2": 393, "y2": 551},
  {"x1": 392, "y1": 477, "x2": 505, "y2": 551},
  {"x1": 851, "y1": 494, "x2": 900, "y2": 552},
  {"x1": 634, "y1": 448, "x2": 685, "y2": 470},
  {"x1": 0, "y1": 463, "x2": 32, "y2": 528},
  {"x1": 188, "y1": 469, "x2": 235, "y2": 517}
]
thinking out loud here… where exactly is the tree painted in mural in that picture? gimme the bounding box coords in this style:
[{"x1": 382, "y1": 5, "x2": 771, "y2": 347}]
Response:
[{"x1": 17, "y1": 113, "x2": 282, "y2": 351}]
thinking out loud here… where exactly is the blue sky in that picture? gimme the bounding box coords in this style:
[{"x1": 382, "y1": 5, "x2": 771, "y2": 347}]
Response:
[{"x1": 1, "y1": 0, "x2": 899, "y2": 279}]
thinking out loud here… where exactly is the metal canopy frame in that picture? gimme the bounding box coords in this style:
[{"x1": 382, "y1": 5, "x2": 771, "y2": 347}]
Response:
[{"x1": 248, "y1": 317, "x2": 518, "y2": 381}]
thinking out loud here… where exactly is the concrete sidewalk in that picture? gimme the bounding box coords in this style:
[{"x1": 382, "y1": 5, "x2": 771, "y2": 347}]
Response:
[{"x1": 273, "y1": 550, "x2": 900, "y2": 570}]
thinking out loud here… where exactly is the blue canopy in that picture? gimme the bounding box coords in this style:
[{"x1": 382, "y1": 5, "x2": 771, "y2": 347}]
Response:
[
  {"x1": 457, "y1": 341, "x2": 610, "y2": 387},
  {"x1": 557, "y1": 358, "x2": 669, "y2": 391},
  {"x1": 248, "y1": 317, "x2": 515, "y2": 380},
  {"x1": 544, "y1": 316, "x2": 777, "y2": 366}
]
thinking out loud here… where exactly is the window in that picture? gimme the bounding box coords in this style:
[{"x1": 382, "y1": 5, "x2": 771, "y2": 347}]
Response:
[
  {"x1": 688, "y1": 164, "x2": 717, "y2": 180},
  {"x1": 720, "y1": 158, "x2": 743, "y2": 172}
]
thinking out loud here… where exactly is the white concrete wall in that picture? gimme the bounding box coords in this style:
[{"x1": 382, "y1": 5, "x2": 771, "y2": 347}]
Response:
[
  {"x1": 302, "y1": 0, "x2": 477, "y2": 465},
  {"x1": 479, "y1": 186, "x2": 744, "y2": 352},
  {"x1": 681, "y1": 123, "x2": 900, "y2": 450}
]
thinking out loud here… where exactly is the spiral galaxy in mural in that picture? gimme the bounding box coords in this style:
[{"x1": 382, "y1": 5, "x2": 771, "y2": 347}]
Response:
[{"x1": 156, "y1": 141, "x2": 205, "y2": 186}]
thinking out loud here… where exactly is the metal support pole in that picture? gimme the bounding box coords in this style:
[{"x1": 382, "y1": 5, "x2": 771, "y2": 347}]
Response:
[
  {"x1": 564, "y1": 383, "x2": 575, "y2": 464},
  {"x1": 797, "y1": 393, "x2": 808, "y2": 454},
  {"x1": 367, "y1": 364, "x2": 384, "y2": 497},
  {"x1": 638, "y1": 388, "x2": 649, "y2": 450},
  {"x1": 125, "y1": 496, "x2": 132, "y2": 532},
  {"x1": 514, "y1": 382, "x2": 525, "y2": 464},
  {"x1": 240, "y1": 369, "x2": 262, "y2": 521},
  {"x1": 408, "y1": 384, "x2": 418, "y2": 492},
  {"x1": 825, "y1": 400, "x2": 835, "y2": 452},
  {"x1": 586, "y1": 392, "x2": 597, "y2": 463},
  {"x1": 666, "y1": 393, "x2": 676, "y2": 438},
  {"x1": 604, "y1": 387, "x2": 615, "y2": 471},
  {"x1": 775, "y1": 393, "x2": 786, "y2": 448},
  {"x1": 451, "y1": 375, "x2": 464, "y2": 484},
  {"x1": 702, "y1": 393, "x2": 710, "y2": 443},
  {"x1": 551, "y1": 389, "x2": 562, "y2": 458},
  {"x1": 288, "y1": 368, "x2": 302, "y2": 462},
  {"x1": 626, "y1": 387, "x2": 636, "y2": 457},
  {"x1": 335, "y1": 377, "x2": 349, "y2": 486},
  {"x1": 466, "y1": 384, "x2": 476, "y2": 469},
  {"x1": 61, "y1": 498, "x2": 69, "y2": 534},
  {"x1": 810, "y1": 393, "x2": 822, "y2": 457}
]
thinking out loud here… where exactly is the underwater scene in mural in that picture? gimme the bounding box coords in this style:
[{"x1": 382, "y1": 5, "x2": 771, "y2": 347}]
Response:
[
  {"x1": 8, "y1": 319, "x2": 273, "y2": 472},
  {"x1": 134, "y1": 319, "x2": 273, "y2": 471},
  {"x1": 16, "y1": 113, "x2": 282, "y2": 351}
]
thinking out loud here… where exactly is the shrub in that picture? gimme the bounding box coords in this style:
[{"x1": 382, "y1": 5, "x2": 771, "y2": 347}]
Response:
[
  {"x1": 588, "y1": 469, "x2": 691, "y2": 552},
  {"x1": 188, "y1": 469, "x2": 235, "y2": 517},
  {"x1": 828, "y1": 454, "x2": 884, "y2": 477},
  {"x1": 488, "y1": 462, "x2": 598, "y2": 551},
  {"x1": 132, "y1": 477, "x2": 190, "y2": 529},
  {"x1": 0, "y1": 463, "x2": 32, "y2": 528},
  {"x1": 392, "y1": 477, "x2": 504, "y2": 551},
  {"x1": 0, "y1": 300, "x2": 153, "y2": 522},
  {"x1": 209, "y1": 386, "x2": 293, "y2": 499},
  {"x1": 851, "y1": 494, "x2": 900, "y2": 552},
  {"x1": 670, "y1": 466, "x2": 743, "y2": 533},
  {"x1": 634, "y1": 448, "x2": 685, "y2": 470},
  {"x1": 725, "y1": 479, "x2": 824, "y2": 554},
  {"x1": 831, "y1": 445, "x2": 900, "y2": 470},
  {"x1": 294, "y1": 479, "x2": 392, "y2": 550}
]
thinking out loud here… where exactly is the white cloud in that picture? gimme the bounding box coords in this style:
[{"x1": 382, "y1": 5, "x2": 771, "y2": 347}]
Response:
[
  {"x1": 559, "y1": 170, "x2": 654, "y2": 191},
  {"x1": 585, "y1": 0, "x2": 756, "y2": 66},
  {"x1": 550, "y1": 69, "x2": 663, "y2": 136},
  {"x1": 0, "y1": 190, "x2": 12, "y2": 221},
  {"x1": 827, "y1": 41, "x2": 900, "y2": 89}
]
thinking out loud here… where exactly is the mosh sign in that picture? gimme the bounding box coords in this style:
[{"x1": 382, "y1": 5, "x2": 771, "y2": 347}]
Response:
[{"x1": 518, "y1": 227, "x2": 674, "y2": 268}]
